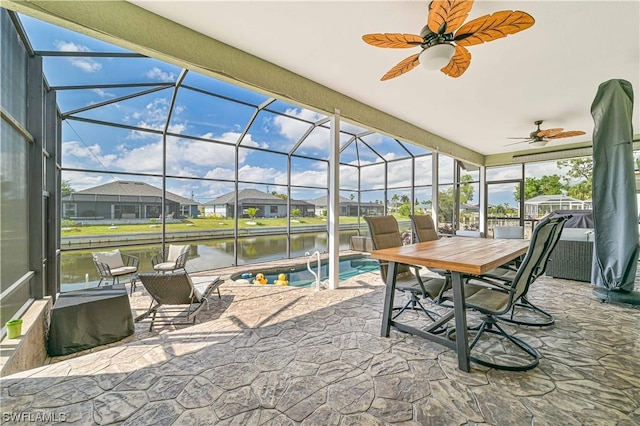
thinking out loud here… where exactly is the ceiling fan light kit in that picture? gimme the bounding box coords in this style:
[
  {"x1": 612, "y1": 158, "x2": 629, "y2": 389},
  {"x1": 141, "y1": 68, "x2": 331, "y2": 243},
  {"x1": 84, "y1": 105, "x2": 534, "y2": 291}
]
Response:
[
  {"x1": 362, "y1": 0, "x2": 535, "y2": 80},
  {"x1": 529, "y1": 140, "x2": 548, "y2": 148},
  {"x1": 419, "y1": 43, "x2": 455, "y2": 70}
]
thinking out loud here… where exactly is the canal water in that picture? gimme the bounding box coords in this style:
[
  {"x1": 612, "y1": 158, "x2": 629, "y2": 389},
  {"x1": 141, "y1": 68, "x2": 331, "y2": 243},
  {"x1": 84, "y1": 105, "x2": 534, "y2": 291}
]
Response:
[{"x1": 61, "y1": 230, "x2": 361, "y2": 292}]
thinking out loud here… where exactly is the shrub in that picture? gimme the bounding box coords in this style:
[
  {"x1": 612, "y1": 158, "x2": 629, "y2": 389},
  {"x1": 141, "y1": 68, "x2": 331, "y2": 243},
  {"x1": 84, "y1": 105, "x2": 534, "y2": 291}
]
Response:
[
  {"x1": 397, "y1": 203, "x2": 412, "y2": 217},
  {"x1": 61, "y1": 219, "x2": 77, "y2": 228}
]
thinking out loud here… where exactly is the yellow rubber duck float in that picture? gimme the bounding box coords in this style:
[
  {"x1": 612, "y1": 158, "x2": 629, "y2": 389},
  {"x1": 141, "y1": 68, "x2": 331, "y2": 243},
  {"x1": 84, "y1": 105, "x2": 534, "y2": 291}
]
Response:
[
  {"x1": 274, "y1": 273, "x2": 289, "y2": 286},
  {"x1": 253, "y1": 273, "x2": 268, "y2": 285}
]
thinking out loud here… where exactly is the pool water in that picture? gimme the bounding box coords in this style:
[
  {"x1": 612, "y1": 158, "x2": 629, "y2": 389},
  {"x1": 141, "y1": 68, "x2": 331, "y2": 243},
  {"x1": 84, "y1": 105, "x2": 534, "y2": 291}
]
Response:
[{"x1": 232, "y1": 256, "x2": 380, "y2": 288}]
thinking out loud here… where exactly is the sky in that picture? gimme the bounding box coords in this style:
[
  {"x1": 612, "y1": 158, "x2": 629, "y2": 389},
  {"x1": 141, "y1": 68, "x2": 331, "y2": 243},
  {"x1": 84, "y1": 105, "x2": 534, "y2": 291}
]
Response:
[{"x1": 20, "y1": 14, "x2": 593, "y2": 208}]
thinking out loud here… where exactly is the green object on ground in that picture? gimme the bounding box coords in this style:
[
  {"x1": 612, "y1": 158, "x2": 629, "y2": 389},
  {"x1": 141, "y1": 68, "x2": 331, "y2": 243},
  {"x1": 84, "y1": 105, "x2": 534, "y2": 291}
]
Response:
[{"x1": 6, "y1": 319, "x2": 23, "y2": 339}]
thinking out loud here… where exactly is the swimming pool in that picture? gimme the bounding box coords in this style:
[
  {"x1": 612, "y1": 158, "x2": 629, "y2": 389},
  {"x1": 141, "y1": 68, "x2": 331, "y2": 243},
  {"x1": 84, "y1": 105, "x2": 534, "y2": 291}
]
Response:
[{"x1": 231, "y1": 256, "x2": 380, "y2": 288}]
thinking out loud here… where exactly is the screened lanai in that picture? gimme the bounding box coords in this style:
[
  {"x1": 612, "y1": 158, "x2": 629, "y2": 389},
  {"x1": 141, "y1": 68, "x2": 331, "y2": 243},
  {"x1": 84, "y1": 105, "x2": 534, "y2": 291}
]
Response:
[
  {"x1": 3, "y1": 10, "x2": 490, "y2": 325},
  {"x1": 4, "y1": 6, "x2": 639, "y2": 328},
  {"x1": 3, "y1": 4, "x2": 640, "y2": 423}
]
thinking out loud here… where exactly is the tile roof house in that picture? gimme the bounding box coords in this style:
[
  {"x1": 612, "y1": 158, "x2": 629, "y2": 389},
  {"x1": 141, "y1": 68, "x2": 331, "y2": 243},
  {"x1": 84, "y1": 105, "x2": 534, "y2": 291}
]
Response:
[
  {"x1": 61, "y1": 181, "x2": 199, "y2": 220},
  {"x1": 203, "y1": 189, "x2": 314, "y2": 218}
]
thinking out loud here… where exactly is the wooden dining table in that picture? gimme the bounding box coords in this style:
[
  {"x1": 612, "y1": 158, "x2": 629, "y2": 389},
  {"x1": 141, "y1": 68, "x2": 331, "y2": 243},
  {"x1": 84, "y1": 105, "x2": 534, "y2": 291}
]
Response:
[{"x1": 371, "y1": 237, "x2": 530, "y2": 372}]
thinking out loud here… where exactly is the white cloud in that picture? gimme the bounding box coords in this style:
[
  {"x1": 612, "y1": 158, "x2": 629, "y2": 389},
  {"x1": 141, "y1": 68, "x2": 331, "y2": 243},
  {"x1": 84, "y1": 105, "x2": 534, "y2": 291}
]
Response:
[
  {"x1": 238, "y1": 165, "x2": 286, "y2": 185},
  {"x1": 288, "y1": 169, "x2": 328, "y2": 187},
  {"x1": 54, "y1": 40, "x2": 102, "y2": 73},
  {"x1": 92, "y1": 88, "x2": 115, "y2": 98},
  {"x1": 62, "y1": 140, "x2": 118, "y2": 169},
  {"x1": 54, "y1": 40, "x2": 90, "y2": 53},
  {"x1": 146, "y1": 67, "x2": 176, "y2": 82},
  {"x1": 70, "y1": 58, "x2": 102, "y2": 73},
  {"x1": 273, "y1": 108, "x2": 326, "y2": 153},
  {"x1": 126, "y1": 98, "x2": 184, "y2": 139}
]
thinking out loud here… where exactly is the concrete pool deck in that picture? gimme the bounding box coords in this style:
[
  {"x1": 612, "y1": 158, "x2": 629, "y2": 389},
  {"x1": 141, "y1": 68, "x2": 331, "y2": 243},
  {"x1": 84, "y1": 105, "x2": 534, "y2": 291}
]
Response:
[{"x1": 1, "y1": 254, "x2": 639, "y2": 424}]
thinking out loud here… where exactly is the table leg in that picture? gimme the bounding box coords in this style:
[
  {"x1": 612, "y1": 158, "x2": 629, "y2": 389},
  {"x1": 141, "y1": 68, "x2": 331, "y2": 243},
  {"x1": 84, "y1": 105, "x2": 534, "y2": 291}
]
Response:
[
  {"x1": 451, "y1": 271, "x2": 470, "y2": 372},
  {"x1": 380, "y1": 261, "x2": 397, "y2": 337}
]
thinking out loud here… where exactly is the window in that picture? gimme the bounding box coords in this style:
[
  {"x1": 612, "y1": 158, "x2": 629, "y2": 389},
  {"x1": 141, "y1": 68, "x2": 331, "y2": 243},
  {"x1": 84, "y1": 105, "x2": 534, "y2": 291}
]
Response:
[
  {"x1": 270, "y1": 206, "x2": 278, "y2": 214},
  {"x1": 63, "y1": 203, "x2": 77, "y2": 218}
]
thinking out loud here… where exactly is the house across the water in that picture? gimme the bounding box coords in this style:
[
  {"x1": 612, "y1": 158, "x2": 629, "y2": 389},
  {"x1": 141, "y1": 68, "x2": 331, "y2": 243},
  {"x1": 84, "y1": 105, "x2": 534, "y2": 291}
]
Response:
[{"x1": 61, "y1": 181, "x2": 199, "y2": 220}]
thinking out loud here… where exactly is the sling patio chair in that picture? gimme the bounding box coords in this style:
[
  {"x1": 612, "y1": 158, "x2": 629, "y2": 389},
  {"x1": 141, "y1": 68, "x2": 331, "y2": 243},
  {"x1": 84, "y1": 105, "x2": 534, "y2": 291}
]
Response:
[
  {"x1": 152, "y1": 244, "x2": 190, "y2": 273},
  {"x1": 365, "y1": 215, "x2": 449, "y2": 322},
  {"x1": 480, "y1": 216, "x2": 568, "y2": 327},
  {"x1": 447, "y1": 216, "x2": 567, "y2": 371},
  {"x1": 493, "y1": 226, "x2": 525, "y2": 239},
  {"x1": 92, "y1": 249, "x2": 139, "y2": 287},
  {"x1": 409, "y1": 214, "x2": 452, "y2": 302},
  {"x1": 135, "y1": 272, "x2": 223, "y2": 331}
]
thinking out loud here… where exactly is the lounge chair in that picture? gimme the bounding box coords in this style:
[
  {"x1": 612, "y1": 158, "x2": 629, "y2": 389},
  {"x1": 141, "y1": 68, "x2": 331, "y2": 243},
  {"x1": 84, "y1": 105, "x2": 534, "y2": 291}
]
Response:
[{"x1": 135, "y1": 272, "x2": 222, "y2": 331}]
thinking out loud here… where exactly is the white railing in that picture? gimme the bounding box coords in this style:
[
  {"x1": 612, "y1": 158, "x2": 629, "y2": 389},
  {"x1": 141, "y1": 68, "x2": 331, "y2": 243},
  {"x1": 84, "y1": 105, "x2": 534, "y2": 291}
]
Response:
[{"x1": 306, "y1": 251, "x2": 322, "y2": 291}]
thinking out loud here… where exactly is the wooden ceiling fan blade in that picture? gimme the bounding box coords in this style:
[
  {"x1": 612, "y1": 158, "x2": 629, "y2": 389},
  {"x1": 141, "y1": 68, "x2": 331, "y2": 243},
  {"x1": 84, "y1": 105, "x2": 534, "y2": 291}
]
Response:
[
  {"x1": 454, "y1": 10, "x2": 535, "y2": 47},
  {"x1": 440, "y1": 45, "x2": 471, "y2": 78},
  {"x1": 362, "y1": 33, "x2": 423, "y2": 48},
  {"x1": 537, "y1": 128, "x2": 563, "y2": 138},
  {"x1": 547, "y1": 130, "x2": 586, "y2": 139},
  {"x1": 381, "y1": 53, "x2": 421, "y2": 81},
  {"x1": 428, "y1": 0, "x2": 474, "y2": 34}
]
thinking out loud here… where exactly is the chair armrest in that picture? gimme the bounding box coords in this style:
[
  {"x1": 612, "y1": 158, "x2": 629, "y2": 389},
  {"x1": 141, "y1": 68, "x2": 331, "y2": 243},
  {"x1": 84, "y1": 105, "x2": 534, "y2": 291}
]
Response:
[
  {"x1": 93, "y1": 260, "x2": 113, "y2": 278},
  {"x1": 174, "y1": 252, "x2": 189, "y2": 269},
  {"x1": 121, "y1": 253, "x2": 139, "y2": 269},
  {"x1": 466, "y1": 275, "x2": 514, "y2": 293},
  {"x1": 152, "y1": 251, "x2": 166, "y2": 267}
]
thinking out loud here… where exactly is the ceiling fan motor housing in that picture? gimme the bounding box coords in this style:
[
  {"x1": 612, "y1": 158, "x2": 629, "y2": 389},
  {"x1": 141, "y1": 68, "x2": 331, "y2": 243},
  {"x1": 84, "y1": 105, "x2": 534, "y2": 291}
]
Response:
[{"x1": 419, "y1": 25, "x2": 454, "y2": 48}]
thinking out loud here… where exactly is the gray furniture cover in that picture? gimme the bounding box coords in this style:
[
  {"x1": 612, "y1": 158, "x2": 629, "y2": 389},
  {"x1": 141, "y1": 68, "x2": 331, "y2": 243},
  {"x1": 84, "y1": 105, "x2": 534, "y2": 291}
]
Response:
[
  {"x1": 48, "y1": 286, "x2": 134, "y2": 356},
  {"x1": 590, "y1": 79, "x2": 639, "y2": 291},
  {"x1": 547, "y1": 210, "x2": 593, "y2": 229}
]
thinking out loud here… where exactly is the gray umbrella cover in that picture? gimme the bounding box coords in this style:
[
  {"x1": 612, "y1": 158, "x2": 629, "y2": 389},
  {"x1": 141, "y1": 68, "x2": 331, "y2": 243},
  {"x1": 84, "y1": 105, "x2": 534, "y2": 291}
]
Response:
[{"x1": 590, "y1": 79, "x2": 638, "y2": 291}]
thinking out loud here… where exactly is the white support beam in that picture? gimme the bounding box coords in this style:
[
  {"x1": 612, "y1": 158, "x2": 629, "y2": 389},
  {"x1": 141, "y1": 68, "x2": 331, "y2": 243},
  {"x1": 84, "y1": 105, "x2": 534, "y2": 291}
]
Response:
[
  {"x1": 432, "y1": 152, "x2": 439, "y2": 226},
  {"x1": 328, "y1": 109, "x2": 341, "y2": 289},
  {"x1": 479, "y1": 165, "x2": 487, "y2": 237}
]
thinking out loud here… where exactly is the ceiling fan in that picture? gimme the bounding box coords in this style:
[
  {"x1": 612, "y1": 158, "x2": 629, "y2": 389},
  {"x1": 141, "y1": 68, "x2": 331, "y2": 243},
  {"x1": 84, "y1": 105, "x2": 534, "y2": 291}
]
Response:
[
  {"x1": 507, "y1": 120, "x2": 586, "y2": 148},
  {"x1": 362, "y1": 0, "x2": 535, "y2": 81}
]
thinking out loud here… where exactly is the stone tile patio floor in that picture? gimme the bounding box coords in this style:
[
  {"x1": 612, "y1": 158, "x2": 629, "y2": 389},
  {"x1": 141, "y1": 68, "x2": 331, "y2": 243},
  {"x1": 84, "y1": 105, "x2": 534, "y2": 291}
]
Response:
[{"x1": 2, "y1": 259, "x2": 640, "y2": 425}]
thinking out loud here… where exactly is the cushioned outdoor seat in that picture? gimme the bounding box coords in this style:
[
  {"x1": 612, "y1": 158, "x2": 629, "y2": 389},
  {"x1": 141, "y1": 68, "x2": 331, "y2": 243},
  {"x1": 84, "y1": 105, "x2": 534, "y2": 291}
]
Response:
[
  {"x1": 93, "y1": 249, "x2": 139, "y2": 287},
  {"x1": 152, "y1": 244, "x2": 190, "y2": 273}
]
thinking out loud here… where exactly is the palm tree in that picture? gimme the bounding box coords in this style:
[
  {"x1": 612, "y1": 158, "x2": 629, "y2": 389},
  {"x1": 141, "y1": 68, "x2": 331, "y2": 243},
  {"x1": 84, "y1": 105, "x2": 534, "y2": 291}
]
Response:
[{"x1": 246, "y1": 207, "x2": 258, "y2": 220}]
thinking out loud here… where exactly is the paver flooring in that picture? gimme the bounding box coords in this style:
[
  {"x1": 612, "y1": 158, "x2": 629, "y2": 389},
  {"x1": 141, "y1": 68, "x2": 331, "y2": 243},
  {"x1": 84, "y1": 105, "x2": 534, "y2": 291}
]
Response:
[{"x1": 1, "y1": 262, "x2": 639, "y2": 425}]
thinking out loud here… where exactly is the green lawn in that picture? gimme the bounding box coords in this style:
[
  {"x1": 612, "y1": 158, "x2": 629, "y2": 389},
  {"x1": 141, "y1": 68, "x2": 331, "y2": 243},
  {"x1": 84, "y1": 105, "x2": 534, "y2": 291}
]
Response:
[{"x1": 61, "y1": 216, "x2": 372, "y2": 236}]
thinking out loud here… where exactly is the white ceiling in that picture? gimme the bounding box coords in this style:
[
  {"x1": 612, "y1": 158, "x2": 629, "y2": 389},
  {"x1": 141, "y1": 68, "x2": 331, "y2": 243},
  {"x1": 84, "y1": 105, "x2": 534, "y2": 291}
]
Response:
[{"x1": 131, "y1": 1, "x2": 639, "y2": 156}]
